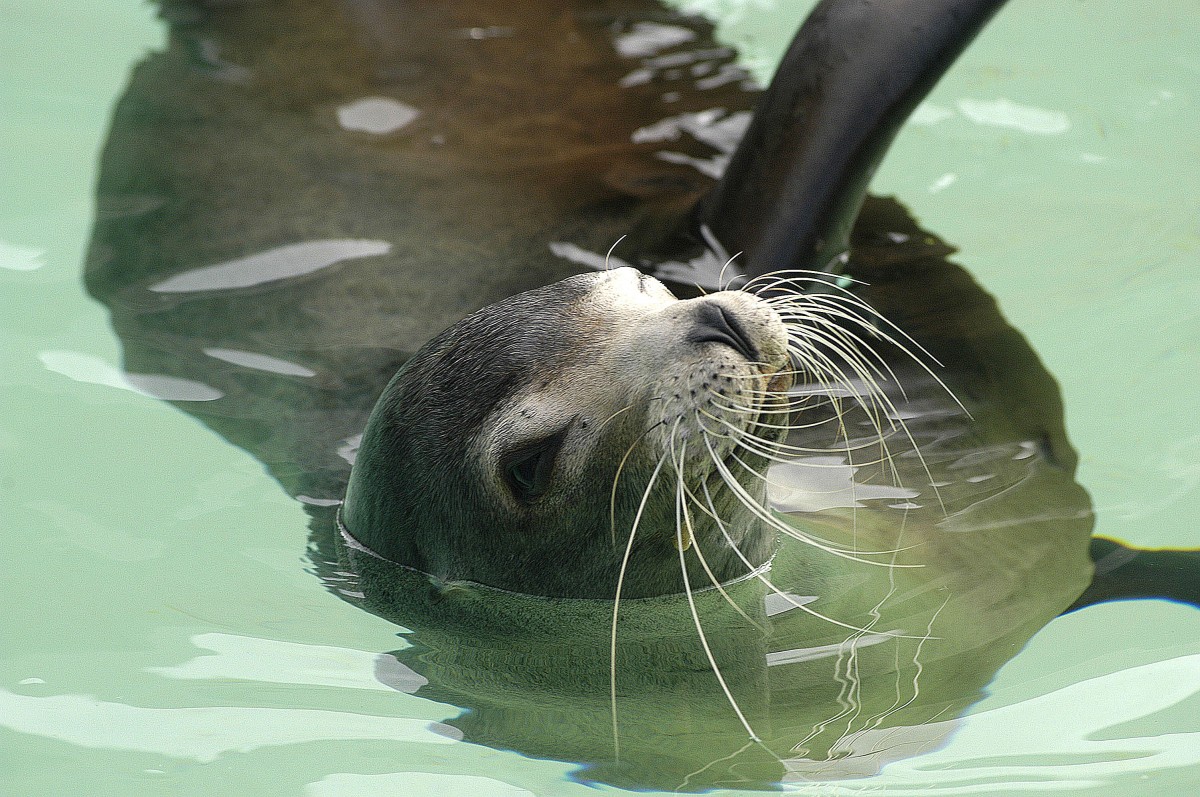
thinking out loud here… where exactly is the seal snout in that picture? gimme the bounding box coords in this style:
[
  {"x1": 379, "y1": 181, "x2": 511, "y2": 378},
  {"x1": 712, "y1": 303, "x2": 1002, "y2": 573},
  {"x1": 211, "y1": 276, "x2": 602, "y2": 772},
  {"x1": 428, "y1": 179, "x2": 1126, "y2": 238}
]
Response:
[
  {"x1": 684, "y1": 292, "x2": 791, "y2": 380},
  {"x1": 688, "y1": 301, "x2": 759, "y2": 362}
]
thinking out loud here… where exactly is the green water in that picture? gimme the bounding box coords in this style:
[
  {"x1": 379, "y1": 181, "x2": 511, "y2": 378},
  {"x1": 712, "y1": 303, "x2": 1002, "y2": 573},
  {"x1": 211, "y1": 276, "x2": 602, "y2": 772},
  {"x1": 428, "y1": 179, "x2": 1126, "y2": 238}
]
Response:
[{"x1": 3, "y1": 1, "x2": 1199, "y2": 795}]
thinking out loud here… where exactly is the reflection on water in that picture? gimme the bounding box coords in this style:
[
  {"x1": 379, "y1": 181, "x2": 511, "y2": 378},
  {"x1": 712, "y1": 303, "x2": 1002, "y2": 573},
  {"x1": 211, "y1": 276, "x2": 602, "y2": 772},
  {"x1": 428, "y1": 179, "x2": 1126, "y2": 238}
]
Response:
[
  {"x1": 789, "y1": 652, "x2": 1200, "y2": 793},
  {"x1": 335, "y1": 97, "x2": 420, "y2": 135},
  {"x1": 39, "y1": 349, "x2": 224, "y2": 401},
  {"x1": 1, "y1": 241, "x2": 46, "y2": 271},
  {"x1": 769, "y1": 456, "x2": 920, "y2": 512},
  {"x1": 203, "y1": 347, "x2": 317, "y2": 377},
  {"x1": 306, "y1": 772, "x2": 534, "y2": 797},
  {"x1": 633, "y1": 107, "x2": 752, "y2": 178},
  {"x1": 146, "y1": 633, "x2": 426, "y2": 694},
  {"x1": 614, "y1": 21, "x2": 698, "y2": 58},
  {"x1": 149, "y1": 239, "x2": 392, "y2": 293},
  {"x1": 0, "y1": 688, "x2": 459, "y2": 763}
]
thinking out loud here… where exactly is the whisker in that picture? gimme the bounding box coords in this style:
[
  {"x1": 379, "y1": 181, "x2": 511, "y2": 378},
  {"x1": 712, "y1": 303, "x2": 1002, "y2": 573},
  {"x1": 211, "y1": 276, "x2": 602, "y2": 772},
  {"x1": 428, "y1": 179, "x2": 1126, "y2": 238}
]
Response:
[
  {"x1": 782, "y1": 331, "x2": 903, "y2": 533},
  {"x1": 701, "y1": 421, "x2": 895, "y2": 472},
  {"x1": 692, "y1": 471, "x2": 925, "y2": 639},
  {"x1": 705, "y1": 344, "x2": 897, "y2": 470},
  {"x1": 771, "y1": 286, "x2": 941, "y2": 365},
  {"x1": 776, "y1": 328, "x2": 909, "y2": 489},
  {"x1": 701, "y1": 434, "x2": 921, "y2": 571},
  {"x1": 778, "y1": 316, "x2": 951, "y2": 513},
  {"x1": 698, "y1": 401, "x2": 899, "y2": 460},
  {"x1": 610, "y1": 417, "x2": 667, "y2": 546},
  {"x1": 766, "y1": 287, "x2": 967, "y2": 419},
  {"x1": 725, "y1": 451, "x2": 921, "y2": 559},
  {"x1": 769, "y1": 293, "x2": 924, "y2": 390},
  {"x1": 597, "y1": 403, "x2": 635, "y2": 431},
  {"x1": 718, "y1": 251, "x2": 743, "y2": 292},
  {"x1": 610, "y1": 449, "x2": 668, "y2": 760},
  {"x1": 699, "y1": 223, "x2": 742, "y2": 293},
  {"x1": 676, "y1": 434, "x2": 766, "y2": 631},
  {"x1": 603, "y1": 235, "x2": 627, "y2": 272},
  {"x1": 672, "y1": 438, "x2": 761, "y2": 742},
  {"x1": 742, "y1": 268, "x2": 865, "y2": 295},
  {"x1": 776, "y1": 304, "x2": 916, "y2": 419},
  {"x1": 706, "y1": 391, "x2": 846, "y2": 420}
]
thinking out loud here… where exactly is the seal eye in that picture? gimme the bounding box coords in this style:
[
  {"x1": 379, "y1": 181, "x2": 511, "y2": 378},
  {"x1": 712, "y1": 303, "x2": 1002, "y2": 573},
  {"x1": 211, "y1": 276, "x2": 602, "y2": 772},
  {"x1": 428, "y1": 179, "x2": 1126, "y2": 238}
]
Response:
[{"x1": 500, "y1": 427, "x2": 569, "y2": 502}]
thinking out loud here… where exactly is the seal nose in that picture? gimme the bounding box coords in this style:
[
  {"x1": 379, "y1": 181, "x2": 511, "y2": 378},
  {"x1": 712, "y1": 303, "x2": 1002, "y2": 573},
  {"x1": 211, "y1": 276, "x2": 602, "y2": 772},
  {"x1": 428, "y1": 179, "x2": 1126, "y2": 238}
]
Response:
[{"x1": 688, "y1": 301, "x2": 759, "y2": 362}]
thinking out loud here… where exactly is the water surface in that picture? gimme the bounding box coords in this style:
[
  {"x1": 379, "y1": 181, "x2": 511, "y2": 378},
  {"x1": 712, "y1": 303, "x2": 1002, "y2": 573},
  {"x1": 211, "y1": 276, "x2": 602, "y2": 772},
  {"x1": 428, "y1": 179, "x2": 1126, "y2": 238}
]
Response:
[{"x1": 3, "y1": 1, "x2": 1199, "y2": 795}]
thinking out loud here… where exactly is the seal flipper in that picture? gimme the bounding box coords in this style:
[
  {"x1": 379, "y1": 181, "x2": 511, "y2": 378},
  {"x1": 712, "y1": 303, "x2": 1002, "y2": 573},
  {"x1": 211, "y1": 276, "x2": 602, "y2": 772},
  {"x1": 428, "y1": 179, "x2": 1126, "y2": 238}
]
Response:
[
  {"x1": 1067, "y1": 537, "x2": 1200, "y2": 612},
  {"x1": 697, "y1": 0, "x2": 1008, "y2": 277}
]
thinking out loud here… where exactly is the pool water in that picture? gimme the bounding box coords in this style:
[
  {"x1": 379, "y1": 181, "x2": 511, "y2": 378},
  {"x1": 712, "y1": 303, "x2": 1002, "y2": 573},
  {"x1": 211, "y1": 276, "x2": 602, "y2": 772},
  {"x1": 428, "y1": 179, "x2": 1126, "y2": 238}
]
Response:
[{"x1": 3, "y1": 1, "x2": 1199, "y2": 795}]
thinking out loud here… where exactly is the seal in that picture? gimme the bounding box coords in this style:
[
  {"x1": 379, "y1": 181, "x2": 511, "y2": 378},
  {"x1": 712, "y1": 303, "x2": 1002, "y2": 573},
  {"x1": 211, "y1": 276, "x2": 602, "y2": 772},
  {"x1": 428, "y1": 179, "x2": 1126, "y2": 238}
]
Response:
[
  {"x1": 344, "y1": 269, "x2": 797, "y2": 598},
  {"x1": 337, "y1": 0, "x2": 1016, "y2": 598},
  {"x1": 83, "y1": 0, "x2": 1198, "y2": 790}
]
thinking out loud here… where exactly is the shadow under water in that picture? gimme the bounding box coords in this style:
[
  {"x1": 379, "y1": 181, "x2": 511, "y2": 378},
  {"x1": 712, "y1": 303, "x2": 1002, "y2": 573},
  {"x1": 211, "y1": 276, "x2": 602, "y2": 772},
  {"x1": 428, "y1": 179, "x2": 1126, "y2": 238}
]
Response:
[{"x1": 85, "y1": 0, "x2": 1098, "y2": 790}]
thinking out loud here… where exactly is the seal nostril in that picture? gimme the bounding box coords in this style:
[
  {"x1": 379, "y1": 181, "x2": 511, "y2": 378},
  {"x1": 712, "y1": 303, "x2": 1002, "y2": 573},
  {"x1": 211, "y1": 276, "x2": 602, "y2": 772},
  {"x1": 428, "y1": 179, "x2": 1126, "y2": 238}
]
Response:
[{"x1": 688, "y1": 302, "x2": 758, "y2": 362}]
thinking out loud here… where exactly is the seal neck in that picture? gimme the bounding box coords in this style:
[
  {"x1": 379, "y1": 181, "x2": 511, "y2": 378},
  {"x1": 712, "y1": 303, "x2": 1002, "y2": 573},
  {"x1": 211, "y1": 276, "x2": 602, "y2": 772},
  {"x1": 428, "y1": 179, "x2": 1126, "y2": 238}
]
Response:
[{"x1": 335, "y1": 506, "x2": 773, "y2": 603}]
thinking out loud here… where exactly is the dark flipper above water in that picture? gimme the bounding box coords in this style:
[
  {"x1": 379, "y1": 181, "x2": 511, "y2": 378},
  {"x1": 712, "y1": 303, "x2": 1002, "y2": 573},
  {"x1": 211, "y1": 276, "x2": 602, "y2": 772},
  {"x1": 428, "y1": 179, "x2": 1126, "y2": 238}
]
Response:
[
  {"x1": 699, "y1": 0, "x2": 1008, "y2": 276},
  {"x1": 1069, "y1": 538, "x2": 1200, "y2": 612}
]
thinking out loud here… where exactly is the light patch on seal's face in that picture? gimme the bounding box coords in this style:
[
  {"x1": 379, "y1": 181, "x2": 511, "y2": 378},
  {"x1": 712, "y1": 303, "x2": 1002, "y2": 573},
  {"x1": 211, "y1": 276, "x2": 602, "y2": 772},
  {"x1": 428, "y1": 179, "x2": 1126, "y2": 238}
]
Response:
[{"x1": 475, "y1": 268, "x2": 677, "y2": 509}]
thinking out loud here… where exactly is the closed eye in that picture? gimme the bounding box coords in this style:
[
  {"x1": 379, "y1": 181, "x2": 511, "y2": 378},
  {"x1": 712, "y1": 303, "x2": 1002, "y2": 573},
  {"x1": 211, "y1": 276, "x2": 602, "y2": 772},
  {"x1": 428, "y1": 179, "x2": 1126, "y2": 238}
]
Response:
[{"x1": 499, "y1": 425, "x2": 571, "y2": 502}]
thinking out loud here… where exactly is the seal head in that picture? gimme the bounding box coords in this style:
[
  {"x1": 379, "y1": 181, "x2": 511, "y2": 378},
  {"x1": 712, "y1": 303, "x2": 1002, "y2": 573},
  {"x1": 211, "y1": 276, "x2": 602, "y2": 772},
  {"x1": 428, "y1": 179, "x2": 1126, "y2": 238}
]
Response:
[{"x1": 343, "y1": 267, "x2": 793, "y2": 598}]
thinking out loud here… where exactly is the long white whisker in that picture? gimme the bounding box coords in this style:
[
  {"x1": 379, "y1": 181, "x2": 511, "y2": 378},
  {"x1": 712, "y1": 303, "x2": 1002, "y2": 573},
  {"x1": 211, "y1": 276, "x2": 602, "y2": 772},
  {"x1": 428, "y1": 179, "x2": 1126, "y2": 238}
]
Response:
[
  {"x1": 718, "y1": 251, "x2": 743, "y2": 292},
  {"x1": 726, "y1": 451, "x2": 921, "y2": 559},
  {"x1": 610, "y1": 451, "x2": 667, "y2": 760},
  {"x1": 673, "y1": 438, "x2": 761, "y2": 742},
  {"x1": 766, "y1": 286, "x2": 968, "y2": 419},
  {"x1": 706, "y1": 391, "x2": 853, "y2": 423},
  {"x1": 697, "y1": 403, "x2": 900, "y2": 463},
  {"x1": 676, "y1": 435, "x2": 766, "y2": 630},
  {"x1": 693, "y1": 473, "x2": 926, "y2": 639},
  {"x1": 779, "y1": 328, "x2": 908, "y2": 491},
  {"x1": 780, "y1": 316, "x2": 951, "y2": 513},
  {"x1": 597, "y1": 403, "x2": 635, "y2": 431},
  {"x1": 610, "y1": 418, "x2": 666, "y2": 546},
  {"x1": 701, "y1": 434, "x2": 924, "y2": 575},
  {"x1": 742, "y1": 268, "x2": 865, "y2": 295},
  {"x1": 603, "y1": 235, "x2": 627, "y2": 272}
]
